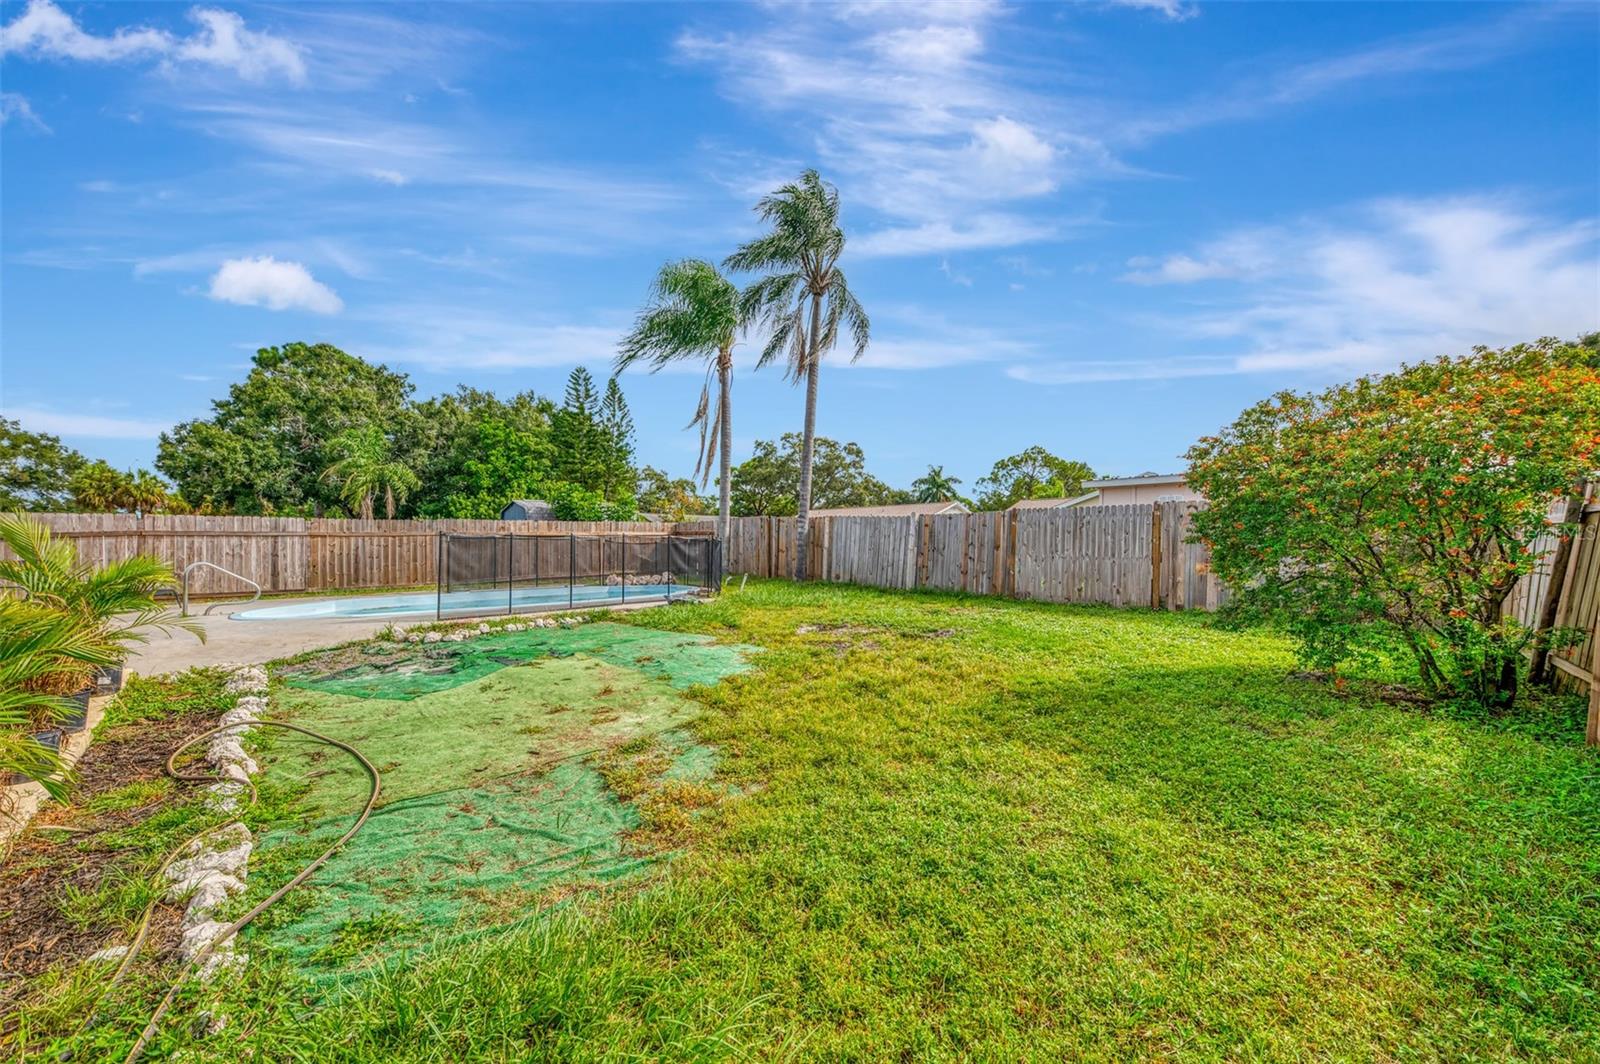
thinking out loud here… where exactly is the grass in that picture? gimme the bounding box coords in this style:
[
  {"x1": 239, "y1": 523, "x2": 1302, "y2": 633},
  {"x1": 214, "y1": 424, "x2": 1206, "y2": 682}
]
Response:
[{"x1": 20, "y1": 580, "x2": 1600, "y2": 1060}]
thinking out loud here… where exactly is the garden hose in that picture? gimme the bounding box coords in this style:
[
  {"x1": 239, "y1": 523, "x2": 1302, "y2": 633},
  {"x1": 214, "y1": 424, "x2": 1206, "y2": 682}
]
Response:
[{"x1": 72, "y1": 718, "x2": 380, "y2": 1064}]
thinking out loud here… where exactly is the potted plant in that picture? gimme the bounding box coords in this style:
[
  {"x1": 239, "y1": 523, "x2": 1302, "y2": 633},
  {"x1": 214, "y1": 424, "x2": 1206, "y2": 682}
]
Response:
[
  {"x1": 25, "y1": 664, "x2": 95, "y2": 733},
  {"x1": 92, "y1": 664, "x2": 124, "y2": 694}
]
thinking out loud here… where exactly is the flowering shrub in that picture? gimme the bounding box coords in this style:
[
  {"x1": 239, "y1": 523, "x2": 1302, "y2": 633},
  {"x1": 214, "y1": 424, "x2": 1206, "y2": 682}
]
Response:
[{"x1": 1187, "y1": 337, "x2": 1600, "y2": 709}]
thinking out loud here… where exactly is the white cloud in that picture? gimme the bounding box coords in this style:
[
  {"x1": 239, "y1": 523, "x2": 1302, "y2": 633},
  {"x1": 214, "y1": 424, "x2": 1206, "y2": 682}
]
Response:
[
  {"x1": 679, "y1": 3, "x2": 1090, "y2": 256},
  {"x1": 0, "y1": 92, "x2": 49, "y2": 132},
  {"x1": 939, "y1": 259, "x2": 973, "y2": 287},
  {"x1": 6, "y1": 408, "x2": 168, "y2": 439},
  {"x1": 850, "y1": 335, "x2": 1025, "y2": 370},
  {"x1": 0, "y1": 0, "x2": 305, "y2": 84},
  {"x1": 1122, "y1": 195, "x2": 1599, "y2": 376},
  {"x1": 351, "y1": 304, "x2": 622, "y2": 371},
  {"x1": 854, "y1": 215, "x2": 1060, "y2": 257},
  {"x1": 1104, "y1": 0, "x2": 1198, "y2": 22},
  {"x1": 207, "y1": 256, "x2": 343, "y2": 314},
  {"x1": 0, "y1": 0, "x2": 168, "y2": 61},
  {"x1": 1123, "y1": 6, "x2": 1577, "y2": 142},
  {"x1": 1007, "y1": 357, "x2": 1235, "y2": 384},
  {"x1": 171, "y1": 8, "x2": 306, "y2": 84}
]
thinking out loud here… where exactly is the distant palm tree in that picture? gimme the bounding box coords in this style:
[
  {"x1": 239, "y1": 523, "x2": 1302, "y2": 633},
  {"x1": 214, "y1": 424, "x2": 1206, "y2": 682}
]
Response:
[
  {"x1": 726, "y1": 170, "x2": 869, "y2": 579},
  {"x1": 911, "y1": 465, "x2": 962, "y2": 503},
  {"x1": 124, "y1": 469, "x2": 170, "y2": 516},
  {"x1": 68, "y1": 461, "x2": 128, "y2": 512},
  {"x1": 616, "y1": 259, "x2": 742, "y2": 541},
  {"x1": 321, "y1": 428, "x2": 419, "y2": 520}
]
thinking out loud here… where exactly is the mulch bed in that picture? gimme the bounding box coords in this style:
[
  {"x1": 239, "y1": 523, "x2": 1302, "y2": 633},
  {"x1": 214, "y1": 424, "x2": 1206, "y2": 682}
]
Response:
[{"x1": 0, "y1": 707, "x2": 219, "y2": 1003}]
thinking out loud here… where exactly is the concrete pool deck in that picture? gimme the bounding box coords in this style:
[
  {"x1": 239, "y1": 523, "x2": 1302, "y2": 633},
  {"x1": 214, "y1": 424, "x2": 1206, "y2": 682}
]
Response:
[{"x1": 125, "y1": 595, "x2": 681, "y2": 675}]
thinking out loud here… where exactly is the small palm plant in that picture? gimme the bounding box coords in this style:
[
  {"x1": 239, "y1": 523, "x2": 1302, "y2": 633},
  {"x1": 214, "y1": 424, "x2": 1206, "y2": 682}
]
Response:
[
  {"x1": 0, "y1": 601, "x2": 121, "y2": 799},
  {"x1": 616, "y1": 259, "x2": 742, "y2": 540},
  {"x1": 725, "y1": 170, "x2": 869, "y2": 579},
  {"x1": 322, "y1": 427, "x2": 420, "y2": 520},
  {"x1": 0, "y1": 514, "x2": 199, "y2": 697}
]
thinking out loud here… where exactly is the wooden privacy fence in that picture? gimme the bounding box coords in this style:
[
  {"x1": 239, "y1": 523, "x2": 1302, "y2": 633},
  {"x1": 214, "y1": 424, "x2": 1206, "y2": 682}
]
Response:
[
  {"x1": 1503, "y1": 495, "x2": 1600, "y2": 701},
  {"x1": 9, "y1": 514, "x2": 710, "y2": 597},
  {"x1": 722, "y1": 502, "x2": 1226, "y2": 610}
]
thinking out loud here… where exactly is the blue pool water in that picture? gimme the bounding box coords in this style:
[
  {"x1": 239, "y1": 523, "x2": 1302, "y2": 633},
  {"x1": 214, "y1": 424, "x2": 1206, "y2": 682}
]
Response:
[{"x1": 232, "y1": 583, "x2": 688, "y2": 621}]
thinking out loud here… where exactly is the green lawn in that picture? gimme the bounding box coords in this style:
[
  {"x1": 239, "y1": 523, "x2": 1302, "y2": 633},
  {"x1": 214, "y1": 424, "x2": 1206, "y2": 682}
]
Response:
[{"x1": 27, "y1": 581, "x2": 1600, "y2": 1060}]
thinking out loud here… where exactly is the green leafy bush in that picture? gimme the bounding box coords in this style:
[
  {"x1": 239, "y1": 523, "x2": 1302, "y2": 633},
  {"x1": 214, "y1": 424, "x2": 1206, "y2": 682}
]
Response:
[{"x1": 1187, "y1": 337, "x2": 1600, "y2": 708}]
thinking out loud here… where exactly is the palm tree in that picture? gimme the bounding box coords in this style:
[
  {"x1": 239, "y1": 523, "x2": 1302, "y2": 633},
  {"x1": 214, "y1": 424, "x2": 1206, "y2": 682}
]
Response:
[
  {"x1": 725, "y1": 170, "x2": 869, "y2": 579},
  {"x1": 911, "y1": 465, "x2": 962, "y2": 504},
  {"x1": 321, "y1": 427, "x2": 420, "y2": 520},
  {"x1": 124, "y1": 469, "x2": 171, "y2": 516},
  {"x1": 616, "y1": 259, "x2": 741, "y2": 540},
  {"x1": 68, "y1": 460, "x2": 129, "y2": 512}
]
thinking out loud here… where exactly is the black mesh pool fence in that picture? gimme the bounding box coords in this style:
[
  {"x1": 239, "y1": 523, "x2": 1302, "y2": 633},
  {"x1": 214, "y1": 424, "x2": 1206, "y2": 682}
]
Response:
[{"x1": 435, "y1": 532, "x2": 721, "y2": 620}]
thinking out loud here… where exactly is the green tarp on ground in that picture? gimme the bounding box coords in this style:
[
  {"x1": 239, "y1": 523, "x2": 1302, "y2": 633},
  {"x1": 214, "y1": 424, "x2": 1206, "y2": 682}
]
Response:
[{"x1": 250, "y1": 623, "x2": 755, "y2": 978}]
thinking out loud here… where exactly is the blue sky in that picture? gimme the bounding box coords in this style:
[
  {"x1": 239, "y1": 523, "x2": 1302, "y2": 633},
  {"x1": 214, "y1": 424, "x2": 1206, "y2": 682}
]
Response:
[{"x1": 2, "y1": 0, "x2": 1597, "y2": 492}]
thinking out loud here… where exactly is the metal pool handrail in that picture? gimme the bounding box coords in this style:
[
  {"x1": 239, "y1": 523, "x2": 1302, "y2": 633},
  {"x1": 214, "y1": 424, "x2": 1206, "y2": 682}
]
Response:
[{"x1": 180, "y1": 560, "x2": 262, "y2": 616}]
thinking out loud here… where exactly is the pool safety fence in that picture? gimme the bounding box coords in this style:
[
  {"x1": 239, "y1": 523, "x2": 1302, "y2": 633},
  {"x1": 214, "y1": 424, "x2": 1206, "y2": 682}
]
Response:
[{"x1": 435, "y1": 532, "x2": 722, "y2": 620}]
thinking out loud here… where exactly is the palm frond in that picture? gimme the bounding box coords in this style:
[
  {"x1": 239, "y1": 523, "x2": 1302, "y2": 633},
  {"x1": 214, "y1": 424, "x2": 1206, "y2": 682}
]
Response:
[
  {"x1": 831, "y1": 269, "x2": 871, "y2": 361},
  {"x1": 617, "y1": 259, "x2": 740, "y2": 375}
]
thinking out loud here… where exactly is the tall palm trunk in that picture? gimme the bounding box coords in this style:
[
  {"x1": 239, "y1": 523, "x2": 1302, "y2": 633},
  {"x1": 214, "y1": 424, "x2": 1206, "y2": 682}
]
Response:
[
  {"x1": 717, "y1": 348, "x2": 733, "y2": 543},
  {"x1": 795, "y1": 289, "x2": 824, "y2": 581}
]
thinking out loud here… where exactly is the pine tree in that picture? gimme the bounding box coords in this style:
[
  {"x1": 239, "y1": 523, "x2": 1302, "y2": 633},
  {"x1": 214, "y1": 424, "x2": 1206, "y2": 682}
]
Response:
[
  {"x1": 599, "y1": 377, "x2": 636, "y2": 502},
  {"x1": 551, "y1": 367, "x2": 602, "y2": 490}
]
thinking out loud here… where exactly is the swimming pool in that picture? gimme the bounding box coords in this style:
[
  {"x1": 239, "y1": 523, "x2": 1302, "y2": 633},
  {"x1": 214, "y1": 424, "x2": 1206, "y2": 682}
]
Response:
[{"x1": 232, "y1": 583, "x2": 691, "y2": 621}]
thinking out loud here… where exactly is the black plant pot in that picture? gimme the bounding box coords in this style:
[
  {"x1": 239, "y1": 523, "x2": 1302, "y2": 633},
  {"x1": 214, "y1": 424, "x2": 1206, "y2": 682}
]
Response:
[
  {"x1": 93, "y1": 665, "x2": 124, "y2": 695},
  {"x1": 8, "y1": 729, "x2": 62, "y2": 786},
  {"x1": 61, "y1": 687, "x2": 93, "y2": 733}
]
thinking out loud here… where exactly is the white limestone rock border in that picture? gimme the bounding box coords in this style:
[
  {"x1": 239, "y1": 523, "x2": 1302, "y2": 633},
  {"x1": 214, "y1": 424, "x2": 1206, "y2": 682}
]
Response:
[{"x1": 168, "y1": 663, "x2": 267, "y2": 978}]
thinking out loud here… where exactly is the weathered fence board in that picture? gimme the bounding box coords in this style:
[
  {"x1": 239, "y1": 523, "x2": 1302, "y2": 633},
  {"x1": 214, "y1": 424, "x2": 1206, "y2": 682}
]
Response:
[{"x1": 10, "y1": 515, "x2": 706, "y2": 597}]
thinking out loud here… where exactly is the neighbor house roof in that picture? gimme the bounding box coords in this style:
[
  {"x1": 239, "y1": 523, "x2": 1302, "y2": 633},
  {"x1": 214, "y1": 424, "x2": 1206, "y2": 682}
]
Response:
[
  {"x1": 1009, "y1": 491, "x2": 1101, "y2": 510},
  {"x1": 1084, "y1": 473, "x2": 1188, "y2": 489},
  {"x1": 809, "y1": 501, "x2": 970, "y2": 518}
]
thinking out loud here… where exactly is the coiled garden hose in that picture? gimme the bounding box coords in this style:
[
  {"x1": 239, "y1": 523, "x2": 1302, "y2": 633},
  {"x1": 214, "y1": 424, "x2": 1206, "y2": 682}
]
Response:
[{"x1": 69, "y1": 718, "x2": 380, "y2": 1064}]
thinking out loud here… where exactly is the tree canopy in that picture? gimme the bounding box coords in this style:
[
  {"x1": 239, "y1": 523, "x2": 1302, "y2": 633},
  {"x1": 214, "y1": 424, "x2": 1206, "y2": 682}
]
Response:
[
  {"x1": 158, "y1": 342, "x2": 413, "y2": 515},
  {"x1": 636, "y1": 466, "x2": 712, "y2": 520},
  {"x1": 730, "y1": 435, "x2": 901, "y2": 516},
  {"x1": 974, "y1": 447, "x2": 1095, "y2": 510},
  {"x1": 0, "y1": 418, "x2": 83, "y2": 511}
]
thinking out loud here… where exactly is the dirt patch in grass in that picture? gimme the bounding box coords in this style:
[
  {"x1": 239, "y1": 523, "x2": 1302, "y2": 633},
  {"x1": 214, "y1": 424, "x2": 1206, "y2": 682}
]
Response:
[
  {"x1": 795, "y1": 622, "x2": 880, "y2": 636},
  {"x1": 0, "y1": 698, "x2": 221, "y2": 998}
]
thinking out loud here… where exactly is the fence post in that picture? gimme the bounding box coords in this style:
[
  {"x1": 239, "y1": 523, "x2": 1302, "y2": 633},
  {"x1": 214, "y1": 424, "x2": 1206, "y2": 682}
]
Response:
[
  {"x1": 568, "y1": 533, "x2": 575, "y2": 610},
  {"x1": 435, "y1": 532, "x2": 443, "y2": 621},
  {"x1": 666, "y1": 536, "x2": 673, "y2": 601},
  {"x1": 1150, "y1": 503, "x2": 1163, "y2": 609},
  {"x1": 1005, "y1": 509, "x2": 1020, "y2": 599},
  {"x1": 621, "y1": 531, "x2": 627, "y2": 604},
  {"x1": 507, "y1": 534, "x2": 514, "y2": 616},
  {"x1": 1588, "y1": 620, "x2": 1600, "y2": 747}
]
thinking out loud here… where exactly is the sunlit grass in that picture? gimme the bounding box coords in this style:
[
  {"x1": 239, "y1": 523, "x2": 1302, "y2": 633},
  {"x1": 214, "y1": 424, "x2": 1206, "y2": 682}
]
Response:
[{"x1": 24, "y1": 580, "x2": 1600, "y2": 1061}]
